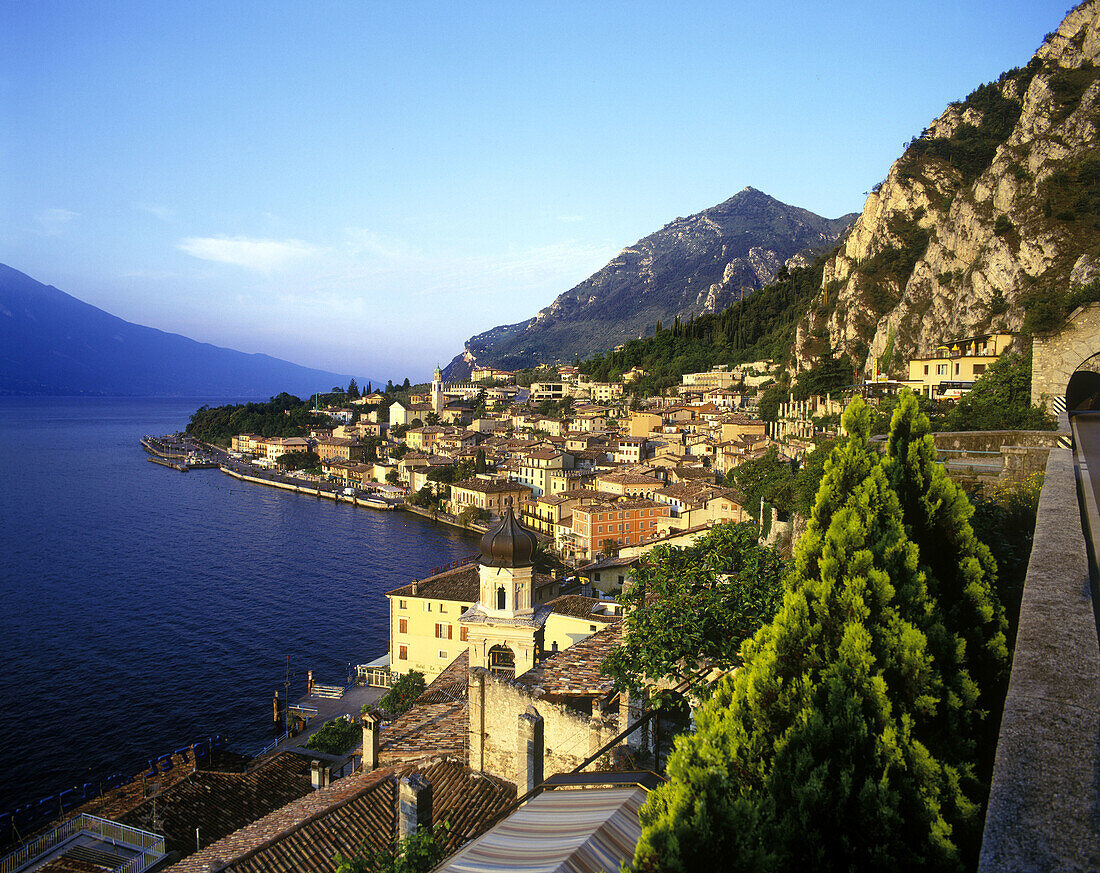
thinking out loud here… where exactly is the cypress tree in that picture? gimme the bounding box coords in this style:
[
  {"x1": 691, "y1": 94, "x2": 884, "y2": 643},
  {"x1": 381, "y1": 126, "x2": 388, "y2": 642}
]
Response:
[
  {"x1": 884, "y1": 392, "x2": 1008, "y2": 825},
  {"x1": 634, "y1": 398, "x2": 972, "y2": 872}
]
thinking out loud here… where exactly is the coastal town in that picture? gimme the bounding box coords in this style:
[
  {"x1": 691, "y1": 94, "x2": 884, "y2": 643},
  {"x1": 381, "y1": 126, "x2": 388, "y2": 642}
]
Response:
[
  {"x1": 10, "y1": 0, "x2": 1100, "y2": 866},
  {"x1": 14, "y1": 321, "x2": 1059, "y2": 872}
]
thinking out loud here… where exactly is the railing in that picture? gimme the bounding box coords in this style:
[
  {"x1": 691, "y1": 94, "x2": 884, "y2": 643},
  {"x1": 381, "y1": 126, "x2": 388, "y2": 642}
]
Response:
[
  {"x1": 358, "y1": 667, "x2": 399, "y2": 688},
  {"x1": 0, "y1": 814, "x2": 164, "y2": 873},
  {"x1": 311, "y1": 683, "x2": 344, "y2": 699},
  {"x1": 936, "y1": 446, "x2": 1003, "y2": 472},
  {"x1": 256, "y1": 730, "x2": 290, "y2": 757}
]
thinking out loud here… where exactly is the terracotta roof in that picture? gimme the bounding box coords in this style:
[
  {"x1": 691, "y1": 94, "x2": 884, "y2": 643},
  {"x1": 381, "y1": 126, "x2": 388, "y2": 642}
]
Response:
[
  {"x1": 596, "y1": 472, "x2": 663, "y2": 486},
  {"x1": 59, "y1": 751, "x2": 314, "y2": 865},
  {"x1": 452, "y1": 478, "x2": 529, "y2": 495},
  {"x1": 386, "y1": 562, "x2": 555, "y2": 602},
  {"x1": 547, "y1": 595, "x2": 620, "y2": 622},
  {"x1": 414, "y1": 651, "x2": 470, "y2": 705},
  {"x1": 572, "y1": 498, "x2": 669, "y2": 515},
  {"x1": 523, "y1": 449, "x2": 563, "y2": 461},
  {"x1": 167, "y1": 759, "x2": 515, "y2": 873},
  {"x1": 379, "y1": 655, "x2": 470, "y2": 762},
  {"x1": 387, "y1": 563, "x2": 480, "y2": 601},
  {"x1": 516, "y1": 626, "x2": 622, "y2": 699},
  {"x1": 671, "y1": 466, "x2": 717, "y2": 481}
]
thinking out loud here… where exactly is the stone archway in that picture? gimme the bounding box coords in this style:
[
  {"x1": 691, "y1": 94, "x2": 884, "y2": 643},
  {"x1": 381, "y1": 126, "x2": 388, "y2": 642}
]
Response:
[
  {"x1": 1032, "y1": 302, "x2": 1100, "y2": 414},
  {"x1": 1067, "y1": 351, "x2": 1100, "y2": 411}
]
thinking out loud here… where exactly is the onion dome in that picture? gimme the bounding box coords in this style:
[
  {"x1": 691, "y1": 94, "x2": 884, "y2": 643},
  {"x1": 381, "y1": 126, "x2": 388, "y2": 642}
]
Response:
[{"x1": 480, "y1": 505, "x2": 538, "y2": 568}]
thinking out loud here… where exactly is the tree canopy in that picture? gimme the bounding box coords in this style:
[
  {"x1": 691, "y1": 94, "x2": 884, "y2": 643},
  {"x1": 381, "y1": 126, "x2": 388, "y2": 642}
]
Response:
[
  {"x1": 602, "y1": 523, "x2": 784, "y2": 702},
  {"x1": 186, "y1": 393, "x2": 324, "y2": 445},
  {"x1": 634, "y1": 397, "x2": 980, "y2": 872}
]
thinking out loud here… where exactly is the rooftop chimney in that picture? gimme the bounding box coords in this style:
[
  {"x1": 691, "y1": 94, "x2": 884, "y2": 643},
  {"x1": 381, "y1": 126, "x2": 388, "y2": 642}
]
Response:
[
  {"x1": 361, "y1": 710, "x2": 380, "y2": 771},
  {"x1": 399, "y1": 773, "x2": 432, "y2": 840}
]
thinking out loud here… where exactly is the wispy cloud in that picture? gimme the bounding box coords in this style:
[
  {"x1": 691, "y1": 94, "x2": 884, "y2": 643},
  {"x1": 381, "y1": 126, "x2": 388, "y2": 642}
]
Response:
[
  {"x1": 177, "y1": 236, "x2": 321, "y2": 272},
  {"x1": 306, "y1": 231, "x2": 612, "y2": 301},
  {"x1": 136, "y1": 203, "x2": 174, "y2": 221},
  {"x1": 35, "y1": 208, "x2": 79, "y2": 235}
]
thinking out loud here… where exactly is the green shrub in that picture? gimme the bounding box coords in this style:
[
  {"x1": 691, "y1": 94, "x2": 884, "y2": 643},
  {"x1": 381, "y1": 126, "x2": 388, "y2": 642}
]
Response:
[
  {"x1": 379, "y1": 671, "x2": 425, "y2": 717},
  {"x1": 635, "y1": 399, "x2": 979, "y2": 871},
  {"x1": 304, "y1": 716, "x2": 359, "y2": 756}
]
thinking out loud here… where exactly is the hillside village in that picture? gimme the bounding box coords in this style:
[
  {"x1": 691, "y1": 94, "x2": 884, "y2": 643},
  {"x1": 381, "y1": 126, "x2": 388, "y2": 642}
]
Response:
[
  {"x1": 7, "y1": 320, "x2": 1050, "y2": 872},
  {"x1": 231, "y1": 327, "x2": 1022, "y2": 569},
  {"x1": 10, "y1": 0, "x2": 1100, "y2": 867}
]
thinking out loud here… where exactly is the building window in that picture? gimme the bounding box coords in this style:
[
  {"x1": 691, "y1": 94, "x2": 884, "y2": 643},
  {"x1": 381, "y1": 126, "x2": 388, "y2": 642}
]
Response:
[
  {"x1": 398, "y1": 618, "x2": 407, "y2": 634},
  {"x1": 936, "y1": 364, "x2": 948, "y2": 376},
  {"x1": 497, "y1": 586, "x2": 506, "y2": 610},
  {"x1": 973, "y1": 364, "x2": 986, "y2": 375},
  {"x1": 398, "y1": 645, "x2": 408, "y2": 660},
  {"x1": 589, "y1": 624, "x2": 597, "y2": 631},
  {"x1": 438, "y1": 650, "x2": 448, "y2": 659},
  {"x1": 460, "y1": 626, "x2": 468, "y2": 642},
  {"x1": 955, "y1": 363, "x2": 960, "y2": 375},
  {"x1": 398, "y1": 599, "x2": 407, "y2": 609},
  {"x1": 439, "y1": 603, "x2": 446, "y2": 613},
  {"x1": 425, "y1": 602, "x2": 432, "y2": 612},
  {"x1": 435, "y1": 623, "x2": 452, "y2": 639}
]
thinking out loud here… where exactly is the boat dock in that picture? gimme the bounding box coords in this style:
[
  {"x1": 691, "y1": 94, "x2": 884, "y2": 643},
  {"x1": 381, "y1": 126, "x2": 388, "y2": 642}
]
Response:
[{"x1": 219, "y1": 466, "x2": 405, "y2": 510}]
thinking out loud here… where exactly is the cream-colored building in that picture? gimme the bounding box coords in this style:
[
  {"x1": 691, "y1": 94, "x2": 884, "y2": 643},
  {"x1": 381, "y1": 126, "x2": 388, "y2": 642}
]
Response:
[
  {"x1": 386, "y1": 511, "x2": 617, "y2": 678},
  {"x1": 905, "y1": 332, "x2": 1014, "y2": 399},
  {"x1": 449, "y1": 478, "x2": 532, "y2": 518}
]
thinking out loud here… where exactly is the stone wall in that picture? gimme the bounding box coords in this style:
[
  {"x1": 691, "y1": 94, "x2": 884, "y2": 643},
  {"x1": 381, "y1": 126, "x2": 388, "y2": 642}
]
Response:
[
  {"x1": 468, "y1": 667, "x2": 619, "y2": 785},
  {"x1": 1032, "y1": 302, "x2": 1100, "y2": 407},
  {"x1": 931, "y1": 431, "x2": 1066, "y2": 482},
  {"x1": 978, "y1": 447, "x2": 1100, "y2": 871}
]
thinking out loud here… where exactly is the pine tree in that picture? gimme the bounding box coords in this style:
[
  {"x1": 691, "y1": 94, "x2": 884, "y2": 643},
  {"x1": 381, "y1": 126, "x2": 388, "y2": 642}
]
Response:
[
  {"x1": 884, "y1": 391, "x2": 1008, "y2": 823},
  {"x1": 634, "y1": 398, "x2": 973, "y2": 872}
]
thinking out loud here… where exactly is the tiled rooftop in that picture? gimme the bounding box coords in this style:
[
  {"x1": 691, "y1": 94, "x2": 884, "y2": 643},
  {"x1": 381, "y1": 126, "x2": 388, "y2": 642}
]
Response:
[
  {"x1": 167, "y1": 759, "x2": 515, "y2": 873},
  {"x1": 516, "y1": 626, "x2": 622, "y2": 699},
  {"x1": 58, "y1": 751, "x2": 315, "y2": 864},
  {"x1": 379, "y1": 655, "x2": 470, "y2": 763},
  {"x1": 547, "y1": 594, "x2": 620, "y2": 622}
]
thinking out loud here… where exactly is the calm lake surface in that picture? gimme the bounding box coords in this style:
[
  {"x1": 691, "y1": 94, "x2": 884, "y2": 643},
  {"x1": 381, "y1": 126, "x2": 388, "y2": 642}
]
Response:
[{"x1": 0, "y1": 397, "x2": 477, "y2": 813}]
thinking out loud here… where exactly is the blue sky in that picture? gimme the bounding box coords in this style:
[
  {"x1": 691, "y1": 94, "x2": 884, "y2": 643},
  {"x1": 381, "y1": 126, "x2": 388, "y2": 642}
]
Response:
[{"x1": 0, "y1": 1, "x2": 1069, "y2": 382}]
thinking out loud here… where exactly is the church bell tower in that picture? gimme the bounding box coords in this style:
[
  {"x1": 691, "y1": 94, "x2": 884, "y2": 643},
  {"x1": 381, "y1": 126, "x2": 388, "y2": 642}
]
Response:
[{"x1": 460, "y1": 503, "x2": 546, "y2": 678}]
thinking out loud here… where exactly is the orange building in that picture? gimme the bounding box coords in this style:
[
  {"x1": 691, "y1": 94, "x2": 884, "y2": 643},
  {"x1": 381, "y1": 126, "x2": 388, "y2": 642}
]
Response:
[{"x1": 569, "y1": 498, "x2": 671, "y2": 559}]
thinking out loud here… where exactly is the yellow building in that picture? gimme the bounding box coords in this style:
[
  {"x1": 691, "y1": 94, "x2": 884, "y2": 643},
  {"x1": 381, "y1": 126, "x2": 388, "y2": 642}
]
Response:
[
  {"x1": 316, "y1": 437, "x2": 364, "y2": 462},
  {"x1": 906, "y1": 332, "x2": 1014, "y2": 399},
  {"x1": 449, "y1": 478, "x2": 532, "y2": 518},
  {"x1": 231, "y1": 433, "x2": 263, "y2": 454},
  {"x1": 386, "y1": 512, "x2": 618, "y2": 678},
  {"x1": 628, "y1": 412, "x2": 663, "y2": 438}
]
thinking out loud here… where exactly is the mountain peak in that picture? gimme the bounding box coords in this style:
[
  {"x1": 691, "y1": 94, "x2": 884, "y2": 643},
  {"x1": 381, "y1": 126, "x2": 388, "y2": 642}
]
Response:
[{"x1": 443, "y1": 191, "x2": 855, "y2": 378}]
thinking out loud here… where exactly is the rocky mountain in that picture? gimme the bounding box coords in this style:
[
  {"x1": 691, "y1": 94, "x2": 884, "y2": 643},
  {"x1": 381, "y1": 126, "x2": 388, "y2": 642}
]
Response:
[
  {"x1": 444, "y1": 188, "x2": 855, "y2": 378},
  {"x1": 0, "y1": 263, "x2": 354, "y2": 397},
  {"x1": 794, "y1": 0, "x2": 1100, "y2": 376}
]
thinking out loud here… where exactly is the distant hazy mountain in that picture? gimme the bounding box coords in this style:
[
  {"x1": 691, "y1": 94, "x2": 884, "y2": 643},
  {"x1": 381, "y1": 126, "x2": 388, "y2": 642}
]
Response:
[
  {"x1": 0, "y1": 263, "x2": 353, "y2": 398},
  {"x1": 443, "y1": 187, "x2": 856, "y2": 377}
]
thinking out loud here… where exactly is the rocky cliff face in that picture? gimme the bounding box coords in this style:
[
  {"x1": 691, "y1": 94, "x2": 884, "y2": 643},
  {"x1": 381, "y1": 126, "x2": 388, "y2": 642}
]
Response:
[
  {"x1": 795, "y1": 0, "x2": 1100, "y2": 375},
  {"x1": 444, "y1": 188, "x2": 854, "y2": 378}
]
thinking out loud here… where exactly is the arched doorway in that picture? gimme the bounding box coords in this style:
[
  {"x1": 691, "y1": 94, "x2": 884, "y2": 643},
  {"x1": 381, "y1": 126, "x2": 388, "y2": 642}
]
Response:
[
  {"x1": 1032, "y1": 302, "x2": 1100, "y2": 413},
  {"x1": 488, "y1": 644, "x2": 515, "y2": 678},
  {"x1": 1067, "y1": 351, "x2": 1100, "y2": 411}
]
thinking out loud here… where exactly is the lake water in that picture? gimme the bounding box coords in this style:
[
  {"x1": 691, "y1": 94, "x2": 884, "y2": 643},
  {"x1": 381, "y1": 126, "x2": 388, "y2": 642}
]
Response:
[{"x1": 0, "y1": 397, "x2": 477, "y2": 814}]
